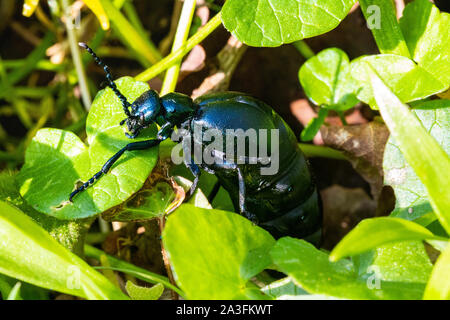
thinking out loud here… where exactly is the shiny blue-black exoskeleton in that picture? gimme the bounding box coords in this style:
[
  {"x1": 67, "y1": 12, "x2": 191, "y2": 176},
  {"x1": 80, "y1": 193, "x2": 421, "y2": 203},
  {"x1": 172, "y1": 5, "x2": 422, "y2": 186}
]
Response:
[{"x1": 71, "y1": 43, "x2": 322, "y2": 243}]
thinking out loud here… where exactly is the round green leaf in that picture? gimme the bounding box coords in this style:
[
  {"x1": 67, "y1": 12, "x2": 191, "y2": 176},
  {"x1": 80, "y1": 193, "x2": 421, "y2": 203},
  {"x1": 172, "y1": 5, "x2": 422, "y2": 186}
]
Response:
[
  {"x1": 330, "y1": 217, "x2": 446, "y2": 261},
  {"x1": 17, "y1": 77, "x2": 158, "y2": 219},
  {"x1": 299, "y1": 48, "x2": 358, "y2": 111},
  {"x1": 400, "y1": 0, "x2": 450, "y2": 88},
  {"x1": 351, "y1": 55, "x2": 447, "y2": 108},
  {"x1": 162, "y1": 204, "x2": 275, "y2": 299},
  {"x1": 221, "y1": 0, "x2": 356, "y2": 47},
  {"x1": 271, "y1": 237, "x2": 426, "y2": 300}
]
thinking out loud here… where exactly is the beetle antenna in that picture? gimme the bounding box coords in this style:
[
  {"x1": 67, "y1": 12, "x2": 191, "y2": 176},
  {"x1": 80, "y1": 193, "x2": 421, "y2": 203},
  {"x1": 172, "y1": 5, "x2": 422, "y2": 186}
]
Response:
[{"x1": 79, "y1": 42, "x2": 132, "y2": 117}]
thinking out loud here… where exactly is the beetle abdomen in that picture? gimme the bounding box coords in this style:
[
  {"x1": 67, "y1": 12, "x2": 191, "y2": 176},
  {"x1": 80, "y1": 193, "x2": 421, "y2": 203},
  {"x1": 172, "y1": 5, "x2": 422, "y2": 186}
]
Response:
[{"x1": 186, "y1": 92, "x2": 322, "y2": 241}]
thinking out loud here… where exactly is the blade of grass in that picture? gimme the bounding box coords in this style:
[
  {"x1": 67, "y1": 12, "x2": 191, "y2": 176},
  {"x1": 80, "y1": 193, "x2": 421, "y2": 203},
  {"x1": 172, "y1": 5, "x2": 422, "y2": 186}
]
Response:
[
  {"x1": 99, "y1": 0, "x2": 162, "y2": 67},
  {"x1": 62, "y1": 0, "x2": 92, "y2": 110},
  {"x1": 161, "y1": 0, "x2": 197, "y2": 95},
  {"x1": 22, "y1": 0, "x2": 39, "y2": 17},
  {"x1": 0, "y1": 201, "x2": 128, "y2": 300},
  {"x1": 123, "y1": 0, "x2": 149, "y2": 39},
  {"x1": 6, "y1": 282, "x2": 22, "y2": 300},
  {"x1": 370, "y1": 69, "x2": 450, "y2": 233},
  {"x1": 0, "y1": 32, "x2": 54, "y2": 98},
  {"x1": 135, "y1": 12, "x2": 222, "y2": 82},
  {"x1": 424, "y1": 243, "x2": 450, "y2": 299},
  {"x1": 83, "y1": 0, "x2": 110, "y2": 30},
  {"x1": 85, "y1": 245, "x2": 184, "y2": 297}
]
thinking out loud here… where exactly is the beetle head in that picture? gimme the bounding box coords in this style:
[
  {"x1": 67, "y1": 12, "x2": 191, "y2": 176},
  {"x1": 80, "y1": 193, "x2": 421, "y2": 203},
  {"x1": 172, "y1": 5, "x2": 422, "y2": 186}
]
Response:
[{"x1": 120, "y1": 90, "x2": 162, "y2": 138}]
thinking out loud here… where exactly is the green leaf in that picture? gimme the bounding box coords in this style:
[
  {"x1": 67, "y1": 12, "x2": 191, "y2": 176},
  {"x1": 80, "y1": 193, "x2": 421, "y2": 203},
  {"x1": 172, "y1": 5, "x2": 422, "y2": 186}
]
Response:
[
  {"x1": 400, "y1": 0, "x2": 450, "y2": 87},
  {"x1": 83, "y1": 0, "x2": 110, "y2": 30},
  {"x1": 0, "y1": 171, "x2": 91, "y2": 253},
  {"x1": 270, "y1": 237, "x2": 426, "y2": 300},
  {"x1": 360, "y1": 241, "x2": 433, "y2": 284},
  {"x1": 17, "y1": 77, "x2": 159, "y2": 220},
  {"x1": 103, "y1": 182, "x2": 175, "y2": 221},
  {"x1": 351, "y1": 55, "x2": 447, "y2": 107},
  {"x1": 299, "y1": 48, "x2": 359, "y2": 111},
  {"x1": 6, "y1": 282, "x2": 22, "y2": 300},
  {"x1": 261, "y1": 277, "x2": 311, "y2": 299},
  {"x1": 300, "y1": 108, "x2": 328, "y2": 142},
  {"x1": 383, "y1": 108, "x2": 450, "y2": 221},
  {"x1": 370, "y1": 72, "x2": 450, "y2": 233},
  {"x1": 330, "y1": 217, "x2": 446, "y2": 261},
  {"x1": 221, "y1": 0, "x2": 356, "y2": 47},
  {"x1": 99, "y1": 0, "x2": 161, "y2": 66},
  {"x1": 410, "y1": 99, "x2": 450, "y2": 110},
  {"x1": 0, "y1": 201, "x2": 127, "y2": 299},
  {"x1": 125, "y1": 281, "x2": 164, "y2": 300},
  {"x1": 424, "y1": 244, "x2": 450, "y2": 299},
  {"x1": 22, "y1": 0, "x2": 39, "y2": 17},
  {"x1": 359, "y1": 0, "x2": 410, "y2": 57},
  {"x1": 162, "y1": 204, "x2": 275, "y2": 299}
]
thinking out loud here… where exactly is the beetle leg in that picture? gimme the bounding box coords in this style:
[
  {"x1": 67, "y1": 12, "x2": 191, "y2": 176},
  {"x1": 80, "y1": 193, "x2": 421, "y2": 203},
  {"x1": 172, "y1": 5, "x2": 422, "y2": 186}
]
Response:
[
  {"x1": 235, "y1": 168, "x2": 254, "y2": 222},
  {"x1": 210, "y1": 154, "x2": 259, "y2": 224},
  {"x1": 69, "y1": 138, "x2": 164, "y2": 201},
  {"x1": 183, "y1": 156, "x2": 201, "y2": 202}
]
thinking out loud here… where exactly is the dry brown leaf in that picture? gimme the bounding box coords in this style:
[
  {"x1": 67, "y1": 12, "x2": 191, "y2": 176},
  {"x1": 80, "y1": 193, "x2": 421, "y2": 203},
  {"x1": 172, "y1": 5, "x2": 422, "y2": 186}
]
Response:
[
  {"x1": 320, "y1": 185, "x2": 377, "y2": 250},
  {"x1": 320, "y1": 121, "x2": 390, "y2": 200}
]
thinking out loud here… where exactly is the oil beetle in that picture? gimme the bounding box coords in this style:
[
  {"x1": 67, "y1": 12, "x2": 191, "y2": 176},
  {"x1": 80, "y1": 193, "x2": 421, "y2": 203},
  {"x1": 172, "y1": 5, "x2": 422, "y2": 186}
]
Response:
[{"x1": 71, "y1": 43, "x2": 322, "y2": 243}]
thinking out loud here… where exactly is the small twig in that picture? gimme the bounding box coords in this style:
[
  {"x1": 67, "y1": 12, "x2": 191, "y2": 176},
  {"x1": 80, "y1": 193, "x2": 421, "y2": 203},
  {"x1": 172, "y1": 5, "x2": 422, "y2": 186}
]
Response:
[
  {"x1": 10, "y1": 21, "x2": 41, "y2": 46},
  {"x1": 61, "y1": 0, "x2": 92, "y2": 110},
  {"x1": 192, "y1": 36, "x2": 247, "y2": 98},
  {"x1": 394, "y1": 0, "x2": 405, "y2": 19},
  {"x1": 158, "y1": 216, "x2": 179, "y2": 300}
]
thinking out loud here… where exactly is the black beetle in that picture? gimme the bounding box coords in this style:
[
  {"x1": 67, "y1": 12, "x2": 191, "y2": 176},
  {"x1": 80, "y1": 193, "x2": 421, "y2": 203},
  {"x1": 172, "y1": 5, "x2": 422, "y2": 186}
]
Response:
[{"x1": 71, "y1": 43, "x2": 322, "y2": 243}]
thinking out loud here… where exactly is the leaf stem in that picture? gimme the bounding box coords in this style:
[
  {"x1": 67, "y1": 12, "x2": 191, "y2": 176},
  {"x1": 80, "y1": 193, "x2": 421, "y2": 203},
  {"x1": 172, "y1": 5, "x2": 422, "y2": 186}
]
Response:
[
  {"x1": 299, "y1": 143, "x2": 348, "y2": 161},
  {"x1": 135, "y1": 12, "x2": 222, "y2": 82},
  {"x1": 292, "y1": 40, "x2": 315, "y2": 59}
]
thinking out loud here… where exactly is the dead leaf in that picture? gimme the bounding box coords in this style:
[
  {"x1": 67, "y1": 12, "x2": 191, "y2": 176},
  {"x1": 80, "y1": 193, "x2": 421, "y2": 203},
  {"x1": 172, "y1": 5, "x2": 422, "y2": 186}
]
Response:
[
  {"x1": 320, "y1": 121, "x2": 390, "y2": 200},
  {"x1": 320, "y1": 185, "x2": 377, "y2": 250}
]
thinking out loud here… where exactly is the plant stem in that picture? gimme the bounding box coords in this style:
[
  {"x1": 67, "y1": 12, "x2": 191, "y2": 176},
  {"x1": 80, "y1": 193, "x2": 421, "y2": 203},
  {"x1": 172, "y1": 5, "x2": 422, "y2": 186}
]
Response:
[
  {"x1": 338, "y1": 111, "x2": 348, "y2": 125},
  {"x1": 292, "y1": 40, "x2": 315, "y2": 59},
  {"x1": 135, "y1": 12, "x2": 222, "y2": 82},
  {"x1": 299, "y1": 143, "x2": 348, "y2": 160},
  {"x1": 85, "y1": 244, "x2": 184, "y2": 297},
  {"x1": 161, "y1": 0, "x2": 197, "y2": 95},
  {"x1": 62, "y1": 0, "x2": 92, "y2": 111}
]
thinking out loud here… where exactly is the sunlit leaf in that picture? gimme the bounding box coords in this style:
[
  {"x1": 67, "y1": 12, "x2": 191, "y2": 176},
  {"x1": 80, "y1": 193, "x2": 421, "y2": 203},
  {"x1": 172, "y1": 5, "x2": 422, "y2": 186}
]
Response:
[
  {"x1": 17, "y1": 77, "x2": 158, "y2": 219},
  {"x1": 222, "y1": 0, "x2": 356, "y2": 47},
  {"x1": 330, "y1": 217, "x2": 446, "y2": 261},
  {"x1": 0, "y1": 201, "x2": 127, "y2": 299},
  {"x1": 163, "y1": 204, "x2": 275, "y2": 299}
]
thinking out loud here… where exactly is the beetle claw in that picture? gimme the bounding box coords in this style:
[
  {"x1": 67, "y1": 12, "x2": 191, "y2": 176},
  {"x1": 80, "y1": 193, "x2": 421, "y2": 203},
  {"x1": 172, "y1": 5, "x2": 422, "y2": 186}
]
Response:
[{"x1": 125, "y1": 132, "x2": 137, "y2": 139}]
